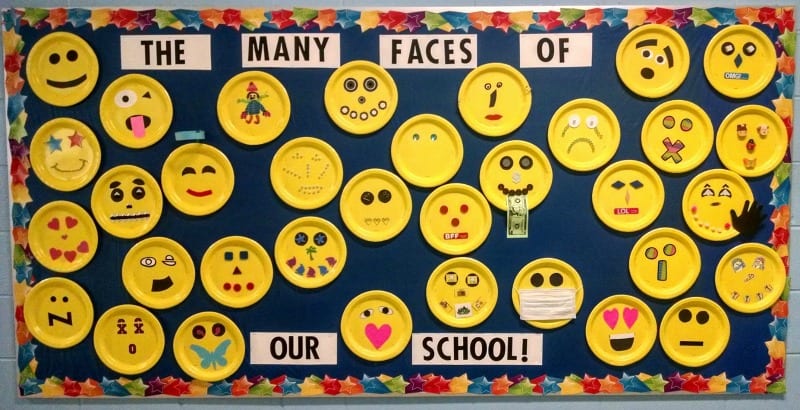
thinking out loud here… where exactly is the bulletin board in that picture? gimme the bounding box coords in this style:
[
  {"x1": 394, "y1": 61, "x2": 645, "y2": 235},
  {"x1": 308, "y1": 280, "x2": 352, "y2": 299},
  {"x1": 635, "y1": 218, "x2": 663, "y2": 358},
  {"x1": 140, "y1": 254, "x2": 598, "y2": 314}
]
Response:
[{"x1": 4, "y1": 5, "x2": 794, "y2": 398}]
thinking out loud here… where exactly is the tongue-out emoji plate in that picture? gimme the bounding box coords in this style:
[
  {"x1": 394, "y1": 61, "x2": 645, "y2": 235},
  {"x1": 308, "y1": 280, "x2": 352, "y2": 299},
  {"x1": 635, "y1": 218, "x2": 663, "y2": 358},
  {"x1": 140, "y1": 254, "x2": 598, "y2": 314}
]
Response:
[{"x1": 99, "y1": 74, "x2": 173, "y2": 149}]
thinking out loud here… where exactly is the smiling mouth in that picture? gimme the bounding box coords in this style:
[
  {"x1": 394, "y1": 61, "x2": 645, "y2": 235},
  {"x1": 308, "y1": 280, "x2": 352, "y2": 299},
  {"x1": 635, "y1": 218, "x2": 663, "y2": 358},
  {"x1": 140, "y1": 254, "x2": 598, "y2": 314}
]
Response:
[
  {"x1": 485, "y1": 114, "x2": 502, "y2": 121},
  {"x1": 151, "y1": 276, "x2": 174, "y2": 292},
  {"x1": 125, "y1": 115, "x2": 152, "y2": 138},
  {"x1": 51, "y1": 159, "x2": 88, "y2": 173},
  {"x1": 46, "y1": 74, "x2": 87, "y2": 89},
  {"x1": 679, "y1": 340, "x2": 704, "y2": 347},
  {"x1": 110, "y1": 212, "x2": 150, "y2": 221},
  {"x1": 609, "y1": 333, "x2": 634, "y2": 351},
  {"x1": 187, "y1": 189, "x2": 212, "y2": 197}
]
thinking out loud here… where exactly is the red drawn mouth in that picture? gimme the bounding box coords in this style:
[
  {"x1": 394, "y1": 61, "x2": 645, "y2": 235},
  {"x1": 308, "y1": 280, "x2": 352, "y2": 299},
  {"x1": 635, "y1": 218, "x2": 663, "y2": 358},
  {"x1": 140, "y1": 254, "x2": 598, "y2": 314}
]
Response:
[
  {"x1": 187, "y1": 189, "x2": 212, "y2": 197},
  {"x1": 485, "y1": 114, "x2": 502, "y2": 121}
]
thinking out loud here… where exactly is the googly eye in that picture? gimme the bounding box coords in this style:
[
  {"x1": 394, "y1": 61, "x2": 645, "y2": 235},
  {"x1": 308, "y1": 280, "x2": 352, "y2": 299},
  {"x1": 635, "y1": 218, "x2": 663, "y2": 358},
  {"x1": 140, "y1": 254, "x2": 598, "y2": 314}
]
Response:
[
  {"x1": 640, "y1": 49, "x2": 653, "y2": 59},
  {"x1": 363, "y1": 77, "x2": 378, "y2": 91},
  {"x1": 411, "y1": 133, "x2": 420, "y2": 141},
  {"x1": 500, "y1": 156, "x2": 513, "y2": 170},
  {"x1": 380, "y1": 306, "x2": 393, "y2": 315},
  {"x1": 343, "y1": 78, "x2": 358, "y2": 92},
  {"x1": 484, "y1": 82, "x2": 491, "y2": 90},
  {"x1": 114, "y1": 90, "x2": 138, "y2": 108},
  {"x1": 360, "y1": 308, "x2": 373, "y2": 318},
  {"x1": 743, "y1": 42, "x2": 757, "y2": 56},
  {"x1": 655, "y1": 55, "x2": 666, "y2": 65},
  {"x1": 585, "y1": 115, "x2": 599, "y2": 129},
  {"x1": 519, "y1": 155, "x2": 533, "y2": 170},
  {"x1": 140, "y1": 256, "x2": 157, "y2": 267},
  {"x1": 568, "y1": 114, "x2": 581, "y2": 128},
  {"x1": 721, "y1": 42, "x2": 735, "y2": 56},
  {"x1": 361, "y1": 191, "x2": 374, "y2": 205}
]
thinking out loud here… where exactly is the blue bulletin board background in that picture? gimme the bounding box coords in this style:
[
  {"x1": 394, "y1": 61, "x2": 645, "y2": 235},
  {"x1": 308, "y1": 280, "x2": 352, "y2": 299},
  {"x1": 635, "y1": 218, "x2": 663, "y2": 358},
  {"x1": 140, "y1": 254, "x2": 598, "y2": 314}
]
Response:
[{"x1": 1, "y1": 0, "x2": 799, "y2": 408}]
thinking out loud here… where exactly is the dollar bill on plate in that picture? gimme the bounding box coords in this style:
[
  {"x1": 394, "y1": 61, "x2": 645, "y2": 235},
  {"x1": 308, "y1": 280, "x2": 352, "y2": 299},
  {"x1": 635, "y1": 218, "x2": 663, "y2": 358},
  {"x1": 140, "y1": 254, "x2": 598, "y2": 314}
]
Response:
[{"x1": 507, "y1": 194, "x2": 528, "y2": 238}]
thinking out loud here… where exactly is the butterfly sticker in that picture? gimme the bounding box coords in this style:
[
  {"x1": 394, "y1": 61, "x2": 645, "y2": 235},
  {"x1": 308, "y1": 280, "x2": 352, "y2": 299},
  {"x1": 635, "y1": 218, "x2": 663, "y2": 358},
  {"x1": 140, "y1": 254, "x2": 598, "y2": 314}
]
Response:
[{"x1": 189, "y1": 339, "x2": 231, "y2": 370}]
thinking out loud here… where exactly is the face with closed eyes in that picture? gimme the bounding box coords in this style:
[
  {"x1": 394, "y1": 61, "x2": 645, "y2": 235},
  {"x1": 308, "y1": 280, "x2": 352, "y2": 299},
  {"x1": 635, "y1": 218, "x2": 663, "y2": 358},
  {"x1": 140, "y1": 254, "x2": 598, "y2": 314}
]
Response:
[
  {"x1": 161, "y1": 143, "x2": 235, "y2": 216},
  {"x1": 91, "y1": 165, "x2": 163, "y2": 239},
  {"x1": 682, "y1": 169, "x2": 753, "y2": 241}
]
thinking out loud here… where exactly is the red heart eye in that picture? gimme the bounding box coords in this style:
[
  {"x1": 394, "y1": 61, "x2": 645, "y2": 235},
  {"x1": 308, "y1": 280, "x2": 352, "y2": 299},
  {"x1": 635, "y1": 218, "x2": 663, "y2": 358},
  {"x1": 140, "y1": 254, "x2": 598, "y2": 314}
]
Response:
[
  {"x1": 47, "y1": 218, "x2": 60, "y2": 230},
  {"x1": 65, "y1": 216, "x2": 78, "y2": 229}
]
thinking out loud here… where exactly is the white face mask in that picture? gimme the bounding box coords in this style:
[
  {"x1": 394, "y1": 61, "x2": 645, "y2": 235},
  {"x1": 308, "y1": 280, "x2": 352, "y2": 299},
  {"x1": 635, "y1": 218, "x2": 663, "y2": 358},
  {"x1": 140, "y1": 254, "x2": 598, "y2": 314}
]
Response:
[{"x1": 518, "y1": 288, "x2": 577, "y2": 320}]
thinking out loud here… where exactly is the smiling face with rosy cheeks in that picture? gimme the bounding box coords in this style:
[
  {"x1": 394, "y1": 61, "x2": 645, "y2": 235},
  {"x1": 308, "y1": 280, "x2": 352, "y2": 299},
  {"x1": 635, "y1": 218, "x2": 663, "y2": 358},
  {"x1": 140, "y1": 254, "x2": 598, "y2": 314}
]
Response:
[
  {"x1": 161, "y1": 144, "x2": 235, "y2": 216},
  {"x1": 682, "y1": 169, "x2": 754, "y2": 241},
  {"x1": 100, "y1": 74, "x2": 173, "y2": 149}
]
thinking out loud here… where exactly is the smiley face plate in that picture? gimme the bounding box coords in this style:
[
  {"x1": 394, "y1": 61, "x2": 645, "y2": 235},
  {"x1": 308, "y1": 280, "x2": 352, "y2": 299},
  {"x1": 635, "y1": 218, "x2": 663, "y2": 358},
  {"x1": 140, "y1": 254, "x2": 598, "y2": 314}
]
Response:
[
  {"x1": 275, "y1": 216, "x2": 347, "y2": 289},
  {"x1": 217, "y1": 71, "x2": 291, "y2": 145},
  {"x1": 457, "y1": 63, "x2": 532, "y2": 137},
  {"x1": 511, "y1": 258, "x2": 584, "y2": 330},
  {"x1": 426, "y1": 257, "x2": 498, "y2": 328},
  {"x1": 28, "y1": 200, "x2": 99, "y2": 273},
  {"x1": 629, "y1": 228, "x2": 701, "y2": 300},
  {"x1": 592, "y1": 160, "x2": 664, "y2": 233},
  {"x1": 200, "y1": 236, "x2": 273, "y2": 308},
  {"x1": 23, "y1": 277, "x2": 94, "y2": 349},
  {"x1": 94, "y1": 304, "x2": 165, "y2": 375},
  {"x1": 479, "y1": 140, "x2": 553, "y2": 211},
  {"x1": 419, "y1": 183, "x2": 492, "y2": 255},
  {"x1": 340, "y1": 169, "x2": 412, "y2": 242},
  {"x1": 391, "y1": 114, "x2": 463, "y2": 188},
  {"x1": 122, "y1": 237, "x2": 195, "y2": 310},
  {"x1": 90, "y1": 165, "x2": 163, "y2": 239},
  {"x1": 324, "y1": 60, "x2": 398, "y2": 135},
  {"x1": 585, "y1": 294, "x2": 657, "y2": 366},
  {"x1": 681, "y1": 169, "x2": 754, "y2": 241},
  {"x1": 173, "y1": 312, "x2": 245, "y2": 382},
  {"x1": 659, "y1": 297, "x2": 730, "y2": 367},
  {"x1": 641, "y1": 100, "x2": 714, "y2": 174},
  {"x1": 703, "y1": 25, "x2": 777, "y2": 99},
  {"x1": 341, "y1": 290, "x2": 413, "y2": 362},
  {"x1": 715, "y1": 243, "x2": 786, "y2": 313},
  {"x1": 270, "y1": 137, "x2": 344, "y2": 210},
  {"x1": 26, "y1": 32, "x2": 99, "y2": 107},
  {"x1": 99, "y1": 74, "x2": 173, "y2": 149},
  {"x1": 30, "y1": 118, "x2": 102, "y2": 192},
  {"x1": 716, "y1": 105, "x2": 788, "y2": 177},
  {"x1": 615, "y1": 24, "x2": 690, "y2": 98},
  {"x1": 547, "y1": 98, "x2": 620, "y2": 172},
  {"x1": 161, "y1": 143, "x2": 235, "y2": 216}
]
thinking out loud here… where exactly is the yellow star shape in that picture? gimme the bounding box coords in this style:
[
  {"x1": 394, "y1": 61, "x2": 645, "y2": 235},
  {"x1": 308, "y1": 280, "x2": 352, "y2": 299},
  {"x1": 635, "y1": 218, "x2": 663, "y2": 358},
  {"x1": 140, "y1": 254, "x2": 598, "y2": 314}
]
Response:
[
  {"x1": 357, "y1": 11, "x2": 380, "y2": 32},
  {"x1": 557, "y1": 377, "x2": 583, "y2": 395},
  {"x1": 449, "y1": 373, "x2": 472, "y2": 393},
  {"x1": 189, "y1": 380, "x2": 210, "y2": 396},
  {"x1": 299, "y1": 377, "x2": 324, "y2": 395},
  {"x1": 40, "y1": 379, "x2": 64, "y2": 397},
  {"x1": 772, "y1": 96, "x2": 793, "y2": 120},
  {"x1": 241, "y1": 8, "x2": 267, "y2": 30},
  {"x1": 708, "y1": 373, "x2": 730, "y2": 393},
  {"x1": 765, "y1": 337, "x2": 786, "y2": 359},
  {"x1": 624, "y1": 8, "x2": 648, "y2": 29},
  {"x1": 3, "y1": 29, "x2": 21, "y2": 54},
  {"x1": 510, "y1": 11, "x2": 535, "y2": 31},
  {"x1": 87, "y1": 9, "x2": 113, "y2": 30}
]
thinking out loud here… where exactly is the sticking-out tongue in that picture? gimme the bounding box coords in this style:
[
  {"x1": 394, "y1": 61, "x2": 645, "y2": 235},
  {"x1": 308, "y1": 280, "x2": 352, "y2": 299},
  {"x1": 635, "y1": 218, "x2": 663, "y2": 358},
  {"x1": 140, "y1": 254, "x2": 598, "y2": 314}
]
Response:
[{"x1": 126, "y1": 115, "x2": 150, "y2": 138}]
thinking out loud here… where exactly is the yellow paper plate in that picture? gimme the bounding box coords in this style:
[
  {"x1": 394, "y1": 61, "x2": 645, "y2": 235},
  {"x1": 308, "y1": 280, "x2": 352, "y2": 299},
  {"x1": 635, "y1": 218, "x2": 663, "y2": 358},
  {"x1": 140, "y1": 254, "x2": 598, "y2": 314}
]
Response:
[
  {"x1": 681, "y1": 169, "x2": 754, "y2": 241},
  {"x1": 122, "y1": 236, "x2": 195, "y2": 310},
  {"x1": 93, "y1": 304, "x2": 165, "y2": 375},
  {"x1": 200, "y1": 236, "x2": 273, "y2": 308},
  {"x1": 90, "y1": 164, "x2": 163, "y2": 239},
  {"x1": 217, "y1": 71, "x2": 291, "y2": 145},
  {"x1": 547, "y1": 98, "x2": 620, "y2": 172},
  {"x1": 99, "y1": 74, "x2": 173, "y2": 149},
  {"x1": 30, "y1": 118, "x2": 101, "y2": 192},
  {"x1": 659, "y1": 297, "x2": 730, "y2": 367},
  {"x1": 26, "y1": 32, "x2": 99, "y2": 107},
  {"x1": 339, "y1": 169, "x2": 412, "y2": 242},
  {"x1": 28, "y1": 200, "x2": 98, "y2": 273},
  {"x1": 703, "y1": 25, "x2": 777, "y2": 99},
  {"x1": 419, "y1": 183, "x2": 492, "y2": 255},
  {"x1": 640, "y1": 100, "x2": 713, "y2": 174},
  {"x1": 274, "y1": 216, "x2": 347, "y2": 289},
  {"x1": 479, "y1": 140, "x2": 553, "y2": 211},
  {"x1": 173, "y1": 312, "x2": 245, "y2": 382},
  {"x1": 715, "y1": 243, "x2": 786, "y2": 313},
  {"x1": 390, "y1": 114, "x2": 463, "y2": 188},
  {"x1": 269, "y1": 137, "x2": 344, "y2": 210},
  {"x1": 615, "y1": 24, "x2": 690, "y2": 98},
  {"x1": 23, "y1": 277, "x2": 94, "y2": 349},
  {"x1": 457, "y1": 63, "x2": 531, "y2": 137},
  {"x1": 629, "y1": 228, "x2": 701, "y2": 300},
  {"x1": 715, "y1": 105, "x2": 788, "y2": 178},
  {"x1": 585, "y1": 294, "x2": 656, "y2": 366},
  {"x1": 511, "y1": 258, "x2": 583, "y2": 330},
  {"x1": 591, "y1": 160, "x2": 664, "y2": 233},
  {"x1": 340, "y1": 290, "x2": 413, "y2": 362},
  {"x1": 161, "y1": 143, "x2": 235, "y2": 216},
  {"x1": 324, "y1": 60, "x2": 398, "y2": 135},
  {"x1": 426, "y1": 257, "x2": 498, "y2": 328}
]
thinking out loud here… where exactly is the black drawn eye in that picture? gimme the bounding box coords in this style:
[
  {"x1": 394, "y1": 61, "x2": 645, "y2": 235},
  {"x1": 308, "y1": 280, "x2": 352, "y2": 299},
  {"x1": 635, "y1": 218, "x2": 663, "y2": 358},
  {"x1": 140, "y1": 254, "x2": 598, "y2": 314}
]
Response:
[
  {"x1": 721, "y1": 42, "x2": 735, "y2": 56},
  {"x1": 344, "y1": 78, "x2": 358, "y2": 92},
  {"x1": 743, "y1": 42, "x2": 757, "y2": 56}
]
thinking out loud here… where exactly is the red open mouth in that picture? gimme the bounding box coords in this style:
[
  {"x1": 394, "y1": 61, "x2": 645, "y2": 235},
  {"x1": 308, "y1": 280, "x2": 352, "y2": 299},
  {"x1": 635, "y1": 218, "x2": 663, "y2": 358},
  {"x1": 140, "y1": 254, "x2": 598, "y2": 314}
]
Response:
[
  {"x1": 187, "y1": 189, "x2": 212, "y2": 197},
  {"x1": 485, "y1": 114, "x2": 502, "y2": 121}
]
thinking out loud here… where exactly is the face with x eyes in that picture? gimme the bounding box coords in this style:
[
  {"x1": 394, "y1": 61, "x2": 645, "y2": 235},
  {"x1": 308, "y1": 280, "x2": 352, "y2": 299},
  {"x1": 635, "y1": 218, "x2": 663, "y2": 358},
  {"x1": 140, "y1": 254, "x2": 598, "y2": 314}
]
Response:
[
  {"x1": 682, "y1": 169, "x2": 753, "y2": 241},
  {"x1": 94, "y1": 305, "x2": 165, "y2": 375},
  {"x1": 162, "y1": 144, "x2": 235, "y2": 216},
  {"x1": 91, "y1": 165, "x2": 163, "y2": 239}
]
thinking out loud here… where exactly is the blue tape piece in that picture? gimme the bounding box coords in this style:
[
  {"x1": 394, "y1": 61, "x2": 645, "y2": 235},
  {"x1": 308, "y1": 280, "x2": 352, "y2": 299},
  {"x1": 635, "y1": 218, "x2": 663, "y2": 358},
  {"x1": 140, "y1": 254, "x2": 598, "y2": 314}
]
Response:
[{"x1": 175, "y1": 130, "x2": 205, "y2": 141}]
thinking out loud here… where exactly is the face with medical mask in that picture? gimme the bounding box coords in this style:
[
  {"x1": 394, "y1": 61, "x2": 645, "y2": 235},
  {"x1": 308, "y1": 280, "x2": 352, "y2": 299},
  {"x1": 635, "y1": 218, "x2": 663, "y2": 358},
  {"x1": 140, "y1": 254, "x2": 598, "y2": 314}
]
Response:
[{"x1": 511, "y1": 258, "x2": 584, "y2": 330}]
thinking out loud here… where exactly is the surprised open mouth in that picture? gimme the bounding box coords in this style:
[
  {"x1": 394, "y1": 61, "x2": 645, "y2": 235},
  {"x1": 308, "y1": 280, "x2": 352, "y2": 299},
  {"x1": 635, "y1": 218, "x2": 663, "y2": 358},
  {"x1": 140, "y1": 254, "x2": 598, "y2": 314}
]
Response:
[{"x1": 126, "y1": 115, "x2": 152, "y2": 138}]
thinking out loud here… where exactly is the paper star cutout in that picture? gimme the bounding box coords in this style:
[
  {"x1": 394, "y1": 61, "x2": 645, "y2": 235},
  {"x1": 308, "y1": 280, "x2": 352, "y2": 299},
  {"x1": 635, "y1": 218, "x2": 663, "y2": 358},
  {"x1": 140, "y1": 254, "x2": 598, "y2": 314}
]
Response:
[
  {"x1": 65, "y1": 130, "x2": 84, "y2": 147},
  {"x1": 231, "y1": 375, "x2": 253, "y2": 396},
  {"x1": 441, "y1": 12, "x2": 470, "y2": 32},
  {"x1": 769, "y1": 226, "x2": 789, "y2": 247},
  {"x1": 101, "y1": 377, "x2": 130, "y2": 396},
  {"x1": 706, "y1": 373, "x2": 730, "y2": 393},
  {"x1": 318, "y1": 375, "x2": 340, "y2": 395},
  {"x1": 357, "y1": 11, "x2": 380, "y2": 32},
  {"x1": 771, "y1": 300, "x2": 789, "y2": 319},
  {"x1": 672, "y1": 8, "x2": 692, "y2": 28},
  {"x1": 767, "y1": 357, "x2": 785, "y2": 379},
  {"x1": 382, "y1": 375, "x2": 408, "y2": 394},
  {"x1": 66, "y1": 8, "x2": 90, "y2": 27},
  {"x1": 61, "y1": 377, "x2": 81, "y2": 396},
  {"x1": 248, "y1": 380, "x2": 274, "y2": 396},
  {"x1": 335, "y1": 10, "x2": 359, "y2": 30},
  {"x1": 135, "y1": 9, "x2": 155, "y2": 30},
  {"x1": 378, "y1": 11, "x2": 405, "y2": 31},
  {"x1": 736, "y1": 7, "x2": 760, "y2": 25},
  {"x1": 489, "y1": 375, "x2": 512, "y2": 395},
  {"x1": 775, "y1": 73, "x2": 793, "y2": 98},
  {"x1": 624, "y1": 8, "x2": 647, "y2": 29},
  {"x1": 447, "y1": 373, "x2": 471, "y2": 394},
  {"x1": 152, "y1": 10, "x2": 179, "y2": 29},
  {"x1": 664, "y1": 372, "x2": 685, "y2": 392},
  {"x1": 403, "y1": 373, "x2": 423, "y2": 393},
  {"x1": 207, "y1": 380, "x2": 232, "y2": 396},
  {"x1": 682, "y1": 374, "x2": 709, "y2": 393},
  {"x1": 490, "y1": 11, "x2": 511, "y2": 33},
  {"x1": 339, "y1": 376, "x2": 363, "y2": 395},
  {"x1": 15, "y1": 263, "x2": 32, "y2": 284},
  {"x1": 360, "y1": 375, "x2": 389, "y2": 394},
  {"x1": 11, "y1": 158, "x2": 29, "y2": 185},
  {"x1": 539, "y1": 375, "x2": 561, "y2": 395},
  {"x1": 727, "y1": 375, "x2": 751, "y2": 393},
  {"x1": 580, "y1": 8, "x2": 603, "y2": 29},
  {"x1": 423, "y1": 12, "x2": 451, "y2": 32},
  {"x1": 708, "y1": 7, "x2": 738, "y2": 26},
  {"x1": 599, "y1": 375, "x2": 623, "y2": 393},
  {"x1": 17, "y1": 341, "x2": 36, "y2": 367},
  {"x1": 145, "y1": 377, "x2": 166, "y2": 396},
  {"x1": 3, "y1": 29, "x2": 22, "y2": 56},
  {"x1": 620, "y1": 372, "x2": 650, "y2": 392},
  {"x1": 422, "y1": 375, "x2": 448, "y2": 394},
  {"x1": 642, "y1": 373, "x2": 667, "y2": 392},
  {"x1": 778, "y1": 30, "x2": 795, "y2": 57},
  {"x1": 772, "y1": 96, "x2": 793, "y2": 120},
  {"x1": 314, "y1": 9, "x2": 336, "y2": 31},
  {"x1": 749, "y1": 373, "x2": 770, "y2": 393},
  {"x1": 558, "y1": 375, "x2": 583, "y2": 395},
  {"x1": 22, "y1": 8, "x2": 49, "y2": 26},
  {"x1": 646, "y1": 7, "x2": 674, "y2": 25},
  {"x1": 172, "y1": 9, "x2": 203, "y2": 30},
  {"x1": 221, "y1": 8, "x2": 243, "y2": 30},
  {"x1": 468, "y1": 11, "x2": 493, "y2": 31},
  {"x1": 164, "y1": 378, "x2": 190, "y2": 396},
  {"x1": 11, "y1": 184, "x2": 32, "y2": 205},
  {"x1": 4, "y1": 52, "x2": 23, "y2": 74},
  {"x1": 296, "y1": 376, "x2": 322, "y2": 396},
  {"x1": 759, "y1": 7, "x2": 778, "y2": 28},
  {"x1": 537, "y1": 11, "x2": 563, "y2": 31},
  {"x1": 578, "y1": 374, "x2": 599, "y2": 394},
  {"x1": 775, "y1": 8, "x2": 795, "y2": 32},
  {"x1": 45, "y1": 8, "x2": 67, "y2": 29},
  {"x1": 12, "y1": 204, "x2": 30, "y2": 227},
  {"x1": 467, "y1": 376, "x2": 492, "y2": 394},
  {"x1": 111, "y1": 9, "x2": 138, "y2": 30},
  {"x1": 601, "y1": 8, "x2": 626, "y2": 27},
  {"x1": 7, "y1": 94, "x2": 26, "y2": 122},
  {"x1": 291, "y1": 8, "x2": 316, "y2": 27},
  {"x1": 508, "y1": 377, "x2": 534, "y2": 395},
  {"x1": 690, "y1": 8, "x2": 717, "y2": 27},
  {"x1": 78, "y1": 378, "x2": 102, "y2": 397},
  {"x1": 21, "y1": 378, "x2": 41, "y2": 395},
  {"x1": 199, "y1": 9, "x2": 224, "y2": 28},
  {"x1": 769, "y1": 317, "x2": 788, "y2": 340},
  {"x1": 280, "y1": 377, "x2": 301, "y2": 395}
]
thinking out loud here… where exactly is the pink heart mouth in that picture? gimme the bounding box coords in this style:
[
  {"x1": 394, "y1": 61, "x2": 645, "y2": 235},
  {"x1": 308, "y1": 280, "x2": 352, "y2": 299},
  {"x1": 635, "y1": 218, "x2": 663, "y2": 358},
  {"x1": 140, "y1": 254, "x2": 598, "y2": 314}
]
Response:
[{"x1": 364, "y1": 323, "x2": 392, "y2": 349}]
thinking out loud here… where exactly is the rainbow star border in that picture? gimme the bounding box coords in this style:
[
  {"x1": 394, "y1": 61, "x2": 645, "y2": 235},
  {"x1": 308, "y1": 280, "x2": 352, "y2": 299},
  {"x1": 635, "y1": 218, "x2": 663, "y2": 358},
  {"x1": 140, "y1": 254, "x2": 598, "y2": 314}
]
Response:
[{"x1": 3, "y1": 6, "x2": 793, "y2": 397}]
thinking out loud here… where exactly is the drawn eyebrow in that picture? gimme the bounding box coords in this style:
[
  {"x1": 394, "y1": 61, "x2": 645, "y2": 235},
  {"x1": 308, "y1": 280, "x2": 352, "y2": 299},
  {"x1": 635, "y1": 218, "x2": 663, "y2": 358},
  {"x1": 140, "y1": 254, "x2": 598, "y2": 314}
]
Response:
[
  {"x1": 110, "y1": 181, "x2": 121, "y2": 189},
  {"x1": 636, "y1": 39, "x2": 658, "y2": 48},
  {"x1": 132, "y1": 178, "x2": 145, "y2": 185},
  {"x1": 663, "y1": 46, "x2": 674, "y2": 67}
]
